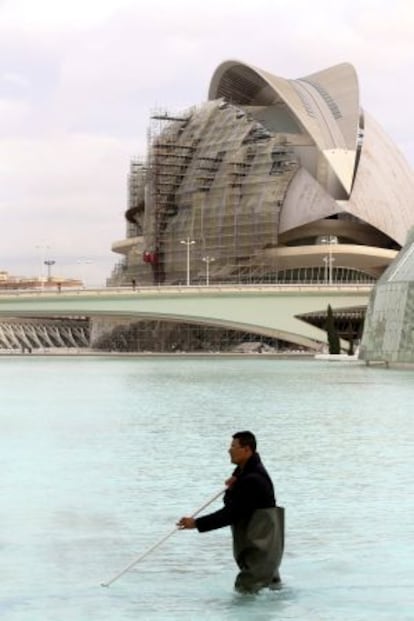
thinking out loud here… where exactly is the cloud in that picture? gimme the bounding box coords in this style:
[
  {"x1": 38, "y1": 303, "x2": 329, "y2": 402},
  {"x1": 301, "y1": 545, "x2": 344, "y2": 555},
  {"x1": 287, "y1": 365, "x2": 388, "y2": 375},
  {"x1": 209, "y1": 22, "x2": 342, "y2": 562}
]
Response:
[
  {"x1": 0, "y1": 0, "x2": 413, "y2": 284},
  {"x1": 0, "y1": 132, "x2": 132, "y2": 284},
  {"x1": 0, "y1": 98, "x2": 30, "y2": 135},
  {"x1": 2, "y1": 71, "x2": 30, "y2": 88},
  {"x1": 0, "y1": 0, "x2": 131, "y2": 29}
]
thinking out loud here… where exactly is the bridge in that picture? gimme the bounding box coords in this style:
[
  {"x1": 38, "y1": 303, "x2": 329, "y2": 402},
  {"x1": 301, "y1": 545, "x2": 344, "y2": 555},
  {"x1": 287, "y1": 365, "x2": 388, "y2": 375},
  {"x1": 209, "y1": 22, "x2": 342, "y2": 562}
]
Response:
[{"x1": 0, "y1": 284, "x2": 372, "y2": 350}]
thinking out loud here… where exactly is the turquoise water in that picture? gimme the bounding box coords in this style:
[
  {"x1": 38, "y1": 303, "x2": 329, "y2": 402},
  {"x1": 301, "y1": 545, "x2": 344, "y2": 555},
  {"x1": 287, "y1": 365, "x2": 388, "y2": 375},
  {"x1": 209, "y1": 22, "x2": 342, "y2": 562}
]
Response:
[{"x1": 1, "y1": 356, "x2": 413, "y2": 620}]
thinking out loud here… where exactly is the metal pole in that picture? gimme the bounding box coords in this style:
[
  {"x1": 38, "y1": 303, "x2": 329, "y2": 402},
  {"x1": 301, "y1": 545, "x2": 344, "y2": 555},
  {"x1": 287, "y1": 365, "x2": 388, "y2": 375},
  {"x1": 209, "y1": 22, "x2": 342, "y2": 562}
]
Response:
[
  {"x1": 323, "y1": 256, "x2": 328, "y2": 285},
  {"x1": 202, "y1": 256, "x2": 215, "y2": 286},
  {"x1": 44, "y1": 259, "x2": 56, "y2": 281},
  {"x1": 77, "y1": 258, "x2": 92, "y2": 289},
  {"x1": 35, "y1": 243, "x2": 50, "y2": 291},
  {"x1": 328, "y1": 243, "x2": 332, "y2": 286},
  {"x1": 320, "y1": 235, "x2": 337, "y2": 286},
  {"x1": 186, "y1": 241, "x2": 190, "y2": 286},
  {"x1": 180, "y1": 238, "x2": 195, "y2": 286},
  {"x1": 328, "y1": 238, "x2": 337, "y2": 285},
  {"x1": 101, "y1": 487, "x2": 225, "y2": 588}
]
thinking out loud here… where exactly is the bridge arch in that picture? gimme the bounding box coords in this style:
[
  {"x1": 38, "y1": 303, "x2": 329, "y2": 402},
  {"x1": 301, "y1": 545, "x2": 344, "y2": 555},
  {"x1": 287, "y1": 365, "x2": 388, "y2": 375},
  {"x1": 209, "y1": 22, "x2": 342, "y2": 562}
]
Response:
[{"x1": 0, "y1": 285, "x2": 371, "y2": 351}]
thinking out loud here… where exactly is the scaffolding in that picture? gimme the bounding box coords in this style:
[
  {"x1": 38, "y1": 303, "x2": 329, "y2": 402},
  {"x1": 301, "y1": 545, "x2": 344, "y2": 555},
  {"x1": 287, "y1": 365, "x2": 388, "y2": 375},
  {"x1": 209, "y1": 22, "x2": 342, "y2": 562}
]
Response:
[
  {"x1": 105, "y1": 96, "x2": 385, "y2": 349},
  {"x1": 143, "y1": 108, "x2": 195, "y2": 283},
  {"x1": 110, "y1": 98, "x2": 381, "y2": 289},
  {"x1": 126, "y1": 157, "x2": 146, "y2": 237},
  {"x1": 121, "y1": 100, "x2": 301, "y2": 286}
]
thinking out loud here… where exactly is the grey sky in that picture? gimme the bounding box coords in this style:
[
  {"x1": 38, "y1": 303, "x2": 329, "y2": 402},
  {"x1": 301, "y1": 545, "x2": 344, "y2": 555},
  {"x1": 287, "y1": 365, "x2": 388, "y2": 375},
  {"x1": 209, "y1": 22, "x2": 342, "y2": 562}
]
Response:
[{"x1": 0, "y1": 0, "x2": 413, "y2": 285}]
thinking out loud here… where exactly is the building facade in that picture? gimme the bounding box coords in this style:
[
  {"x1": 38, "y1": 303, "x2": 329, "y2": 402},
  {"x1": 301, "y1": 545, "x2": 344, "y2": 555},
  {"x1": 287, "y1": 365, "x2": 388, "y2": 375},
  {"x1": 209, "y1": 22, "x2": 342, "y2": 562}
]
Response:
[
  {"x1": 109, "y1": 60, "x2": 414, "y2": 288},
  {"x1": 360, "y1": 227, "x2": 414, "y2": 365}
]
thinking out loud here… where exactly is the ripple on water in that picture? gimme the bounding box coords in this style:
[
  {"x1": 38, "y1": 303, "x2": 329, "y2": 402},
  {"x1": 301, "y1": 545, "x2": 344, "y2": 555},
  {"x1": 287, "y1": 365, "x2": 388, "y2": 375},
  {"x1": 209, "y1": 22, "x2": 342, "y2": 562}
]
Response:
[{"x1": 1, "y1": 357, "x2": 413, "y2": 621}]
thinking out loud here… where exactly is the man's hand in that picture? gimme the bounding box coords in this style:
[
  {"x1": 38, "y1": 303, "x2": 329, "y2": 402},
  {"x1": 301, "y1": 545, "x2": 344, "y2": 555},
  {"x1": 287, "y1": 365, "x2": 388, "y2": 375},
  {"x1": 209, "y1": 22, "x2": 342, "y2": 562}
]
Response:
[
  {"x1": 177, "y1": 516, "x2": 196, "y2": 529},
  {"x1": 225, "y1": 475, "x2": 237, "y2": 487}
]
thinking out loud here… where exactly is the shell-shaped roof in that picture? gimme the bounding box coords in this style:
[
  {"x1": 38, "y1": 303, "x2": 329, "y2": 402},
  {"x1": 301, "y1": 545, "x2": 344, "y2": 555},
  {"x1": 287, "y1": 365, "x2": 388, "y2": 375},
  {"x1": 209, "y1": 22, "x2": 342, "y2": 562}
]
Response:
[
  {"x1": 347, "y1": 112, "x2": 414, "y2": 246},
  {"x1": 209, "y1": 59, "x2": 414, "y2": 246},
  {"x1": 279, "y1": 167, "x2": 343, "y2": 233},
  {"x1": 208, "y1": 60, "x2": 360, "y2": 152}
]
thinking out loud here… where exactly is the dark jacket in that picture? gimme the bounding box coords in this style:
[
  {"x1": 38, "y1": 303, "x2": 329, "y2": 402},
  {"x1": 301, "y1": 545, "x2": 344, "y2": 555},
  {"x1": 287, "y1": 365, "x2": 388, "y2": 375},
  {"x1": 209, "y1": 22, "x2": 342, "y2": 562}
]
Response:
[
  {"x1": 195, "y1": 453, "x2": 276, "y2": 532},
  {"x1": 195, "y1": 452, "x2": 283, "y2": 592}
]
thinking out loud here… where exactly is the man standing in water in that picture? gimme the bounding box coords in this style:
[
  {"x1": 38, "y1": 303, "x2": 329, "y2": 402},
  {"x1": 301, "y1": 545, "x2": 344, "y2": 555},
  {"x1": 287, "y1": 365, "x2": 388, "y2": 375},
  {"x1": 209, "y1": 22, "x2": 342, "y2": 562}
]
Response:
[{"x1": 178, "y1": 431, "x2": 284, "y2": 593}]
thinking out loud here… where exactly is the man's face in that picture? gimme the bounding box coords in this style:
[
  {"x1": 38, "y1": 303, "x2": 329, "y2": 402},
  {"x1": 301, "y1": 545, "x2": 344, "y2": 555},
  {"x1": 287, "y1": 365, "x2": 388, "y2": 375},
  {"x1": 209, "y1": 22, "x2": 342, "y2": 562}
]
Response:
[{"x1": 228, "y1": 438, "x2": 251, "y2": 466}]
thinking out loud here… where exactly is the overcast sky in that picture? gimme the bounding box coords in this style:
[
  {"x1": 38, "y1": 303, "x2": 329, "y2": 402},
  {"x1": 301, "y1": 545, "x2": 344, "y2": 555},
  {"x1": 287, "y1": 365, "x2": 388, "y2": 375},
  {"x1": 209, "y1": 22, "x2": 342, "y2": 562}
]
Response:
[{"x1": 0, "y1": 0, "x2": 413, "y2": 285}]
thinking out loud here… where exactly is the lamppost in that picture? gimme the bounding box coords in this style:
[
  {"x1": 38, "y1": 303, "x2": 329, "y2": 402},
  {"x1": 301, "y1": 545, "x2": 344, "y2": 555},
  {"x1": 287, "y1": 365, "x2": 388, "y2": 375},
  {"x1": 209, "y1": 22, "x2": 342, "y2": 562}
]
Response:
[
  {"x1": 35, "y1": 243, "x2": 50, "y2": 290},
  {"x1": 180, "y1": 237, "x2": 195, "y2": 286},
  {"x1": 202, "y1": 256, "x2": 215, "y2": 286},
  {"x1": 320, "y1": 235, "x2": 338, "y2": 285},
  {"x1": 77, "y1": 258, "x2": 93, "y2": 289},
  {"x1": 44, "y1": 259, "x2": 56, "y2": 281}
]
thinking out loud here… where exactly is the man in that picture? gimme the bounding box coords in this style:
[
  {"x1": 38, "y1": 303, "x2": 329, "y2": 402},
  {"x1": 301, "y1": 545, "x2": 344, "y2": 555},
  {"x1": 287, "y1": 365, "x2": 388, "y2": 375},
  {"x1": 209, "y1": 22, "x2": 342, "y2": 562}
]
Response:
[{"x1": 177, "y1": 431, "x2": 284, "y2": 593}]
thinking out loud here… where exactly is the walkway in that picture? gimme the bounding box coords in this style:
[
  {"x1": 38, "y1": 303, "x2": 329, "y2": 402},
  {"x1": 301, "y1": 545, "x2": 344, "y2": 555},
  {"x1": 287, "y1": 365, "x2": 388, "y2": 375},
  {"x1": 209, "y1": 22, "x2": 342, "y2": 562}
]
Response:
[{"x1": 0, "y1": 284, "x2": 372, "y2": 350}]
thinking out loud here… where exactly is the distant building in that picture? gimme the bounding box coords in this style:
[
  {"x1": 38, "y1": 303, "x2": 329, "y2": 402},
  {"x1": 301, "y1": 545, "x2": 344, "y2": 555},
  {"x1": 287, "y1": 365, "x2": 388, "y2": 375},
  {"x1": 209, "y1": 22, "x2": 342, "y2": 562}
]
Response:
[
  {"x1": 360, "y1": 227, "x2": 414, "y2": 365},
  {"x1": 0, "y1": 271, "x2": 87, "y2": 351},
  {"x1": 0, "y1": 271, "x2": 81, "y2": 290},
  {"x1": 109, "y1": 60, "x2": 414, "y2": 287}
]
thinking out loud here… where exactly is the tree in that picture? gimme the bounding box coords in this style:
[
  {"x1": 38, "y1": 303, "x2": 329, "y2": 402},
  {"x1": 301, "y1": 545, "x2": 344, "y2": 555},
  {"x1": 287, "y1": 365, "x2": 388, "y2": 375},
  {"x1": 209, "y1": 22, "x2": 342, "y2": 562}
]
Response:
[{"x1": 326, "y1": 304, "x2": 340, "y2": 354}]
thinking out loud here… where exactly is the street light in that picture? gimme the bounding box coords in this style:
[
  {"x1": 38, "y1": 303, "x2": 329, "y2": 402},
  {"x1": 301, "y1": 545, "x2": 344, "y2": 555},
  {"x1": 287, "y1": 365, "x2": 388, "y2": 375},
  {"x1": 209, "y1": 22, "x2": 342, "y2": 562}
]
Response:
[
  {"x1": 180, "y1": 237, "x2": 196, "y2": 286},
  {"x1": 202, "y1": 256, "x2": 215, "y2": 286},
  {"x1": 77, "y1": 257, "x2": 93, "y2": 289},
  {"x1": 35, "y1": 243, "x2": 50, "y2": 290},
  {"x1": 319, "y1": 235, "x2": 338, "y2": 285},
  {"x1": 44, "y1": 259, "x2": 56, "y2": 281}
]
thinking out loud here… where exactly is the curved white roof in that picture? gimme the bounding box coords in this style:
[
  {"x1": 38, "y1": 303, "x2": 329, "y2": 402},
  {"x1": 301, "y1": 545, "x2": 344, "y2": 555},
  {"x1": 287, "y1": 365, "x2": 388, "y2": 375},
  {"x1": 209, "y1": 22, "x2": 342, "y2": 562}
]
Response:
[
  {"x1": 209, "y1": 60, "x2": 359, "y2": 153},
  {"x1": 209, "y1": 59, "x2": 414, "y2": 245},
  {"x1": 347, "y1": 112, "x2": 414, "y2": 246}
]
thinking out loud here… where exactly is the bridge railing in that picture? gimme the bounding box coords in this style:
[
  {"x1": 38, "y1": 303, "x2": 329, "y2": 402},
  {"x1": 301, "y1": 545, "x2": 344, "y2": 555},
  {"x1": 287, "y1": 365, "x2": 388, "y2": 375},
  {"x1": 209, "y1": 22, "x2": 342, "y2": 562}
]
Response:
[{"x1": 0, "y1": 283, "x2": 374, "y2": 298}]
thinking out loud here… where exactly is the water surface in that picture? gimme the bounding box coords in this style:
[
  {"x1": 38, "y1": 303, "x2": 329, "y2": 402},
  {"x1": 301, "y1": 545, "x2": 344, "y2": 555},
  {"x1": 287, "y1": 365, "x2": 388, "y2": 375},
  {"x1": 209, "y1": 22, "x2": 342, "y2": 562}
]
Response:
[{"x1": 1, "y1": 356, "x2": 413, "y2": 620}]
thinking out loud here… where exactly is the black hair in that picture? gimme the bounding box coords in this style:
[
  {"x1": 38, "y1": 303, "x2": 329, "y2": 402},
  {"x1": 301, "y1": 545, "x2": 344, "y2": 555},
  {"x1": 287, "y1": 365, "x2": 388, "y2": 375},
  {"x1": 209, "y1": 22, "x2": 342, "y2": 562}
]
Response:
[{"x1": 233, "y1": 431, "x2": 257, "y2": 452}]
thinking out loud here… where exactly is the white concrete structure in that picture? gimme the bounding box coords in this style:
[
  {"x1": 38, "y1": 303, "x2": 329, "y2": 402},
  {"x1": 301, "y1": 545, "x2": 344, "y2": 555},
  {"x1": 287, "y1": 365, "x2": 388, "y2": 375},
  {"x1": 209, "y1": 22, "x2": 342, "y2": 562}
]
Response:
[
  {"x1": 111, "y1": 60, "x2": 414, "y2": 288},
  {"x1": 0, "y1": 285, "x2": 371, "y2": 351}
]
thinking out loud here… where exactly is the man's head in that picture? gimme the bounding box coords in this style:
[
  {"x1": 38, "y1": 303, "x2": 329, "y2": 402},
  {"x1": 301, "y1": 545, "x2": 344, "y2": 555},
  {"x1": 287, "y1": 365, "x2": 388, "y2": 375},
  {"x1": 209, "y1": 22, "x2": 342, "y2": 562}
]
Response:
[{"x1": 229, "y1": 431, "x2": 257, "y2": 466}]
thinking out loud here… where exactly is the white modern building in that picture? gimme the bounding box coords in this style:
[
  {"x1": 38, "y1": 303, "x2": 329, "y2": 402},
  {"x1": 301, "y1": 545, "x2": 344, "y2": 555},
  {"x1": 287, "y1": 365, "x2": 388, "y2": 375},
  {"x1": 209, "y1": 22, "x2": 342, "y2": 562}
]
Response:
[
  {"x1": 110, "y1": 60, "x2": 414, "y2": 288},
  {"x1": 360, "y1": 227, "x2": 414, "y2": 365}
]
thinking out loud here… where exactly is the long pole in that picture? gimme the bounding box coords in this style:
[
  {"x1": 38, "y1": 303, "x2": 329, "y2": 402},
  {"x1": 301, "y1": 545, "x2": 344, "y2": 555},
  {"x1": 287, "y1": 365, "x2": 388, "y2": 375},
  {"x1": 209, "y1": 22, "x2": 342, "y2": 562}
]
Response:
[
  {"x1": 36, "y1": 243, "x2": 50, "y2": 291},
  {"x1": 101, "y1": 487, "x2": 225, "y2": 587},
  {"x1": 77, "y1": 258, "x2": 92, "y2": 289},
  {"x1": 180, "y1": 238, "x2": 195, "y2": 286},
  {"x1": 44, "y1": 259, "x2": 56, "y2": 281},
  {"x1": 186, "y1": 241, "x2": 190, "y2": 286},
  {"x1": 202, "y1": 256, "x2": 215, "y2": 286},
  {"x1": 328, "y1": 243, "x2": 332, "y2": 286}
]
